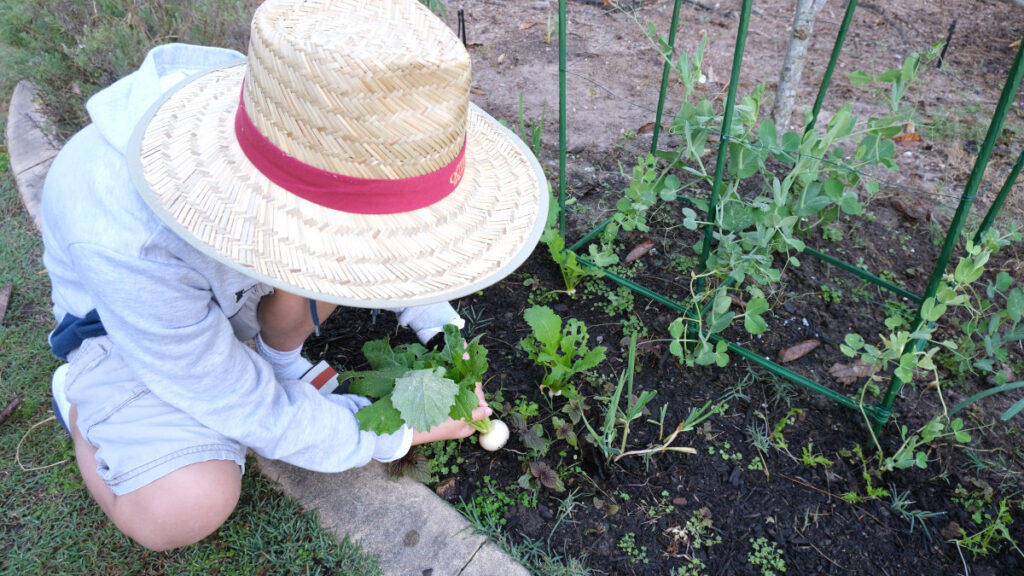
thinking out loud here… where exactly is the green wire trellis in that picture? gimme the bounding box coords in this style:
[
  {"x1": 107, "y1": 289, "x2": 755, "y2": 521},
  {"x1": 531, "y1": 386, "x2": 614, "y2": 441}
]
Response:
[{"x1": 555, "y1": 0, "x2": 1024, "y2": 433}]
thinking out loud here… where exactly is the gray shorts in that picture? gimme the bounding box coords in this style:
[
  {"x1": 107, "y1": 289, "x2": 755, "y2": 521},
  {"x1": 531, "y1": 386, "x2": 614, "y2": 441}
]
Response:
[{"x1": 64, "y1": 284, "x2": 273, "y2": 495}]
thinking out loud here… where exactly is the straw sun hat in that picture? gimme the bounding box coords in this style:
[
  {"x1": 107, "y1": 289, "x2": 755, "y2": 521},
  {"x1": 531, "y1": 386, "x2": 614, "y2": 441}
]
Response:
[{"x1": 128, "y1": 0, "x2": 548, "y2": 308}]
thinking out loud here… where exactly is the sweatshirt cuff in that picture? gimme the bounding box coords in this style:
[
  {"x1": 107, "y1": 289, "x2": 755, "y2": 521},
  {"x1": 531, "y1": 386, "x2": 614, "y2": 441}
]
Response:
[{"x1": 373, "y1": 425, "x2": 414, "y2": 463}]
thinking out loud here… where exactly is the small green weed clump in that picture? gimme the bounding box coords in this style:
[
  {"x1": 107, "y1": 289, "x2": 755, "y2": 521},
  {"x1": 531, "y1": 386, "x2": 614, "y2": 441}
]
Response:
[
  {"x1": 617, "y1": 532, "x2": 649, "y2": 565},
  {"x1": 748, "y1": 537, "x2": 786, "y2": 575}
]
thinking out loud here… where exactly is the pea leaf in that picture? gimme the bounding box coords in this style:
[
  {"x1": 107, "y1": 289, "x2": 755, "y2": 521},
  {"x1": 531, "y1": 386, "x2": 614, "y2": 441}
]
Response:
[
  {"x1": 1007, "y1": 288, "x2": 1024, "y2": 323},
  {"x1": 744, "y1": 297, "x2": 769, "y2": 335},
  {"x1": 848, "y1": 70, "x2": 874, "y2": 85},
  {"x1": 729, "y1": 141, "x2": 759, "y2": 179},
  {"x1": 390, "y1": 368, "x2": 459, "y2": 432},
  {"x1": 758, "y1": 118, "x2": 777, "y2": 148}
]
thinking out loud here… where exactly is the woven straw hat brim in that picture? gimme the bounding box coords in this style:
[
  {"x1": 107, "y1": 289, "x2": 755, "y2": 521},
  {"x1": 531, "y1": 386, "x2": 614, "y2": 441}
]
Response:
[{"x1": 128, "y1": 63, "x2": 549, "y2": 308}]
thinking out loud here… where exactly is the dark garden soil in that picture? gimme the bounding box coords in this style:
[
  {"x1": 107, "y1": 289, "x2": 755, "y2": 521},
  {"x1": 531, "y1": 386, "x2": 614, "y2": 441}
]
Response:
[{"x1": 308, "y1": 1, "x2": 1024, "y2": 574}]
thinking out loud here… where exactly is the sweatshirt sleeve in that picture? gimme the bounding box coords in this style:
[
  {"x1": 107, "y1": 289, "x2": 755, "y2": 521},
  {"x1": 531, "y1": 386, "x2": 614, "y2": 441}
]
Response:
[{"x1": 66, "y1": 240, "x2": 412, "y2": 471}]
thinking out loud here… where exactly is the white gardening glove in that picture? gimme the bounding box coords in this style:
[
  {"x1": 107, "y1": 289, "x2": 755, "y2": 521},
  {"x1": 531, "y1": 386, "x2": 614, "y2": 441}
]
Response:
[{"x1": 386, "y1": 302, "x2": 465, "y2": 345}]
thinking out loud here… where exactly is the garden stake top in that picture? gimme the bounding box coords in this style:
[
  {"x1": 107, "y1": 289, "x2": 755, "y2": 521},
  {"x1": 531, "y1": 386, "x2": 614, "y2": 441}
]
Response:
[{"x1": 555, "y1": 0, "x2": 1024, "y2": 436}]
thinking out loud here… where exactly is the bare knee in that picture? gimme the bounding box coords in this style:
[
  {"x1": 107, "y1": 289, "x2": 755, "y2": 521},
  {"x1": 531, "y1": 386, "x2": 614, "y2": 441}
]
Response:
[{"x1": 112, "y1": 459, "x2": 242, "y2": 551}]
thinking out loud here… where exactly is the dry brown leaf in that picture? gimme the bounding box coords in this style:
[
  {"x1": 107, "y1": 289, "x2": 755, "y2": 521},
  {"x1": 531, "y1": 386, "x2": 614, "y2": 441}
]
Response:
[
  {"x1": 0, "y1": 397, "x2": 23, "y2": 426},
  {"x1": 519, "y1": 21, "x2": 540, "y2": 30},
  {"x1": 637, "y1": 122, "x2": 658, "y2": 134},
  {"x1": 435, "y1": 477, "x2": 456, "y2": 499},
  {"x1": 624, "y1": 239, "x2": 655, "y2": 263},
  {"x1": 893, "y1": 132, "x2": 922, "y2": 145},
  {"x1": 777, "y1": 339, "x2": 820, "y2": 363},
  {"x1": 618, "y1": 336, "x2": 661, "y2": 355},
  {"x1": 828, "y1": 360, "x2": 879, "y2": 385}
]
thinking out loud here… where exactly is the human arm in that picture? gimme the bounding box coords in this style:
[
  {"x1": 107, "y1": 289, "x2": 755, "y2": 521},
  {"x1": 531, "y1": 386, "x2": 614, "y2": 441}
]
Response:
[{"x1": 67, "y1": 234, "x2": 411, "y2": 471}]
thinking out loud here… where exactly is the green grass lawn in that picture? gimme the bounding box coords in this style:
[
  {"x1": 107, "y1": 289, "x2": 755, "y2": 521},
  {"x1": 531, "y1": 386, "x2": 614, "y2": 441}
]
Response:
[{"x1": 0, "y1": 105, "x2": 382, "y2": 576}]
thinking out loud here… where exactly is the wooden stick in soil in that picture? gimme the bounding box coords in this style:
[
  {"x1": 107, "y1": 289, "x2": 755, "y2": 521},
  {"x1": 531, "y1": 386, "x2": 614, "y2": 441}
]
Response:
[{"x1": 0, "y1": 396, "x2": 23, "y2": 426}]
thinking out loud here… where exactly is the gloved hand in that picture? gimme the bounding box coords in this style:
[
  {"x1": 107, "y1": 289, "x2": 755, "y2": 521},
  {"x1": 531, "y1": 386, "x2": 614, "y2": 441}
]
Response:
[{"x1": 386, "y1": 302, "x2": 465, "y2": 345}]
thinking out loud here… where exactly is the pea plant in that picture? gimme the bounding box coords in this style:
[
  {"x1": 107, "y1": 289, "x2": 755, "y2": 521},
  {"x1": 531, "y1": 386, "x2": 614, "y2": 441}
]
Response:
[
  {"x1": 580, "y1": 36, "x2": 941, "y2": 369},
  {"x1": 837, "y1": 228, "x2": 1022, "y2": 473}
]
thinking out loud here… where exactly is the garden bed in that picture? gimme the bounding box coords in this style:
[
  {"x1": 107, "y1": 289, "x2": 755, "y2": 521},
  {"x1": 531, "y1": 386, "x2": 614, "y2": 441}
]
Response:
[
  {"x1": 310, "y1": 196, "x2": 1022, "y2": 574},
  {"x1": 309, "y1": 1, "x2": 1024, "y2": 573}
]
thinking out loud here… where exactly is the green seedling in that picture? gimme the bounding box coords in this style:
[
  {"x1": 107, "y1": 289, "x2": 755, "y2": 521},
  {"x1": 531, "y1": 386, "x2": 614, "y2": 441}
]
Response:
[
  {"x1": 520, "y1": 305, "x2": 607, "y2": 396},
  {"x1": 579, "y1": 335, "x2": 662, "y2": 464},
  {"x1": 541, "y1": 202, "x2": 603, "y2": 295},
  {"x1": 748, "y1": 537, "x2": 786, "y2": 575},
  {"x1": 617, "y1": 532, "x2": 648, "y2": 565}
]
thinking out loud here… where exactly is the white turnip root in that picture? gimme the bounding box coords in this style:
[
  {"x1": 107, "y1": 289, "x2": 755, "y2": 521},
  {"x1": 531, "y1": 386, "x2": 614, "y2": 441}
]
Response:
[{"x1": 477, "y1": 419, "x2": 509, "y2": 451}]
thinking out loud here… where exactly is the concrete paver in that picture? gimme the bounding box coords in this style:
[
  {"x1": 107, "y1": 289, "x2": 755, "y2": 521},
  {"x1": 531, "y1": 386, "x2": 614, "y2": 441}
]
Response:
[
  {"x1": 5, "y1": 80, "x2": 60, "y2": 232},
  {"x1": 258, "y1": 457, "x2": 530, "y2": 576}
]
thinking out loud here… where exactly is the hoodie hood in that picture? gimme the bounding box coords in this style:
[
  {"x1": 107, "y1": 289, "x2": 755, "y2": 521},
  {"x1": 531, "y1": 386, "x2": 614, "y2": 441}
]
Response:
[{"x1": 86, "y1": 43, "x2": 244, "y2": 155}]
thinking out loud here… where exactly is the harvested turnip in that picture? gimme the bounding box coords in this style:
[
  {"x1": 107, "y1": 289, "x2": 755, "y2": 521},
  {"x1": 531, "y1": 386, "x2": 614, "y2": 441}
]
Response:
[{"x1": 476, "y1": 419, "x2": 509, "y2": 451}]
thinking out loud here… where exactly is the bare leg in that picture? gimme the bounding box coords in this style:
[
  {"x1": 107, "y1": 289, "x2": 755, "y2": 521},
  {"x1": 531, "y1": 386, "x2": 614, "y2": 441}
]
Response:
[
  {"x1": 69, "y1": 407, "x2": 241, "y2": 551},
  {"x1": 257, "y1": 290, "x2": 336, "y2": 351}
]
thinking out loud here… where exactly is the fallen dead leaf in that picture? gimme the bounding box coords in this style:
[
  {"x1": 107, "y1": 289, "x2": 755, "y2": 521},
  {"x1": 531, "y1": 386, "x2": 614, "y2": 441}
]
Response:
[
  {"x1": 619, "y1": 336, "x2": 661, "y2": 355},
  {"x1": 636, "y1": 122, "x2": 659, "y2": 134},
  {"x1": 828, "y1": 360, "x2": 880, "y2": 385},
  {"x1": 624, "y1": 239, "x2": 655, "y2": 263},
  {"x1": 890, "y1": 194, "x2": 946, "y2": 224},
  {"x1": 777, "y1": 339, "x2": 820, "y2": 363},
  {"x1": 0, "y1": 397, "x2": 23, "y2": 426},
  {"x1": 519, "y1": 21, "x2": 540, "y2": 30},
  {"x1": 941, "y1": 520, "x2": 962, "y2": 541},
  {"x1": 893, "y1": 132, "x2": 922, "y2": 145},
  {"x1": 435, "y1": 477, "x2": 456, "y2": 500}
]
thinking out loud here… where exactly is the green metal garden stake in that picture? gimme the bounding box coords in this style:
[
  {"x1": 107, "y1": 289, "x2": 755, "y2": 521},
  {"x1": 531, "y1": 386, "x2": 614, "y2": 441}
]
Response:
[
  {"x1": 558, "y1": 0, "x2": 568, "y2": 237},
  {"x1": 695, "y1": 0, "x2": 753, "y2": 296},
  {"x1": 973, "y1": 148, "x2": 1024, "y2": 244},
  {"x1": 803, "y1": 0, "x2": 858, "y2": 134},
  {"x1": 650, "y1": 0, "x2": 684, "y2": 154}
]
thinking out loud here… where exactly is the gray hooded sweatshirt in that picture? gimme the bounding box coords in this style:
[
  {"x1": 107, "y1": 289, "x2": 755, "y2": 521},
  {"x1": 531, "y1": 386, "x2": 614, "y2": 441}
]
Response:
[{"x1": 41, "y1": 44, "x2": 412, "y2": 471}]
